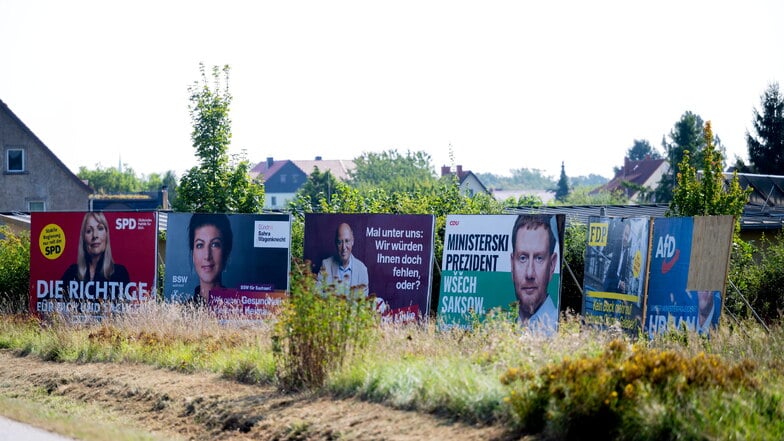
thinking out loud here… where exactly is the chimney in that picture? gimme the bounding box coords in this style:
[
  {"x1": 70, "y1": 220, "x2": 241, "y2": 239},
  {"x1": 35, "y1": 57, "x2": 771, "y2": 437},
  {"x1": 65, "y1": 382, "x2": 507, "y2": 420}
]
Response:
[
  {"x1": 456, "y1": 165, "x2": 463, "y2": 176},
  {"x1": 315, "y1": 156, "x2": 322, "y2": 160},
  {"x1": 161, "y1": 186, "x2": 170, "y2": 211},
  {"x1": 623, "y1": 157, "x2": 630, "y2": 177},
  {"x1": 266, "y1": 157, "x2": 274, "y2": 167},
  {"x1": 441, "y1": 165, "x2": 451, "y2": 176}
]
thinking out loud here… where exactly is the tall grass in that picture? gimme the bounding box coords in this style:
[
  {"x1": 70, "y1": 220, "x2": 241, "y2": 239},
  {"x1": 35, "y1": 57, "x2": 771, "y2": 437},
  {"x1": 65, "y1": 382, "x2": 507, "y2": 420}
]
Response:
[{"x1": 1, "y1": 296, "x2": 782, "y2": 439}]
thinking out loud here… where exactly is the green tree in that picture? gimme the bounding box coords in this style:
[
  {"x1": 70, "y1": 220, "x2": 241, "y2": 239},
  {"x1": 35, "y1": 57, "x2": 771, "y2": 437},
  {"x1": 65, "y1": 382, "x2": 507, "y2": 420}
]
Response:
[
  {"x1": 348, "y1": 149, "x2": 437, "y2": 193},
  {"x1": 175, "y1": 64, "x2": 264, "y2": 213},
  {"x1": 667, "y1": 121, "x2": 750, "y2": 228},
  {"x1": 655, "y1": 111, "x2": 707, "y2": 202},
  {"x1": 554, "y1": 161, "x2": 569, "y2": 202},
  {"x1": 291, "y1": 167, "x2": 341, "y2": 212},
  {"x1": 627, "y1": 139, "x2": 661, "y2": 160},
  {"x1": 747, "y1": 82, "x2": 784, "y2": 174},
  {"x1": 77, "y1": 164, "x2": 144, "y2": 194}
]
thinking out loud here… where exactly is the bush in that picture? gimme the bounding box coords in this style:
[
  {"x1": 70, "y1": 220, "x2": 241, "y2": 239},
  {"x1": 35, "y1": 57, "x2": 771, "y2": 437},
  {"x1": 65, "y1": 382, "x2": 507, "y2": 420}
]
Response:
[
  {"x1": 730, "y1": 233, "x2": 784, "y2": 323},
  {"x1": 273, "y1": 258, "x2": 380, "y2": 390},
  {"x1": 500, "y1": 339, "x2": 759, "y2": 439},
  {"x1": 0, "y1": 226, "x2": 30, "y2": 313}
]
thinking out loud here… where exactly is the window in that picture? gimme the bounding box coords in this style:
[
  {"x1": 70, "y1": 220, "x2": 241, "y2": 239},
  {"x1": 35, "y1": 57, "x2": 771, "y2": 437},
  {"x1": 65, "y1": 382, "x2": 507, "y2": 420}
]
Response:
[
  {"x1": 6, "y1": 148, "x2": 24, "y2": 172},
  {"x1": 270, "y1": 196, "x2": 277, "y2": 207},
  {"x1": 28, "y1": 201, "x2": 45, "y2": 211},
  {"x1": 280, "y1": 174, "x2": 287, "y2": 183}
]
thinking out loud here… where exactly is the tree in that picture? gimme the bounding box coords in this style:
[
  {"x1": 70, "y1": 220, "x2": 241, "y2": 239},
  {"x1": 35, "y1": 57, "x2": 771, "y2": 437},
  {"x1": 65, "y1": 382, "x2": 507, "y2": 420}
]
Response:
[
  {"x1": 655, "y1": 111, "x2": 707, "y2": 202},
  {"x1": 747, "y1": 82, "x2": 784, "y2": 175},
  {"x1": 175, "y1": 64, "x2": 264, "y2": 213},
  {"x1": 668, "y1": 121, "x2": 750, "y2": 230},
  {"x1": 291, "y1": 167, "x2": 341, "y2": 211},
  {"x1": 554, "y1": 161, "x2": 569, "y2": 201},
  {"x1": 77, "y1": 164, "x2": 144, "y2": 194},
  {"x1": 627, "y1": 139, "x2": 661, "y2": 160},
  {"x1": 348, "y1": 149, "x2": 437, "y2": 193}
]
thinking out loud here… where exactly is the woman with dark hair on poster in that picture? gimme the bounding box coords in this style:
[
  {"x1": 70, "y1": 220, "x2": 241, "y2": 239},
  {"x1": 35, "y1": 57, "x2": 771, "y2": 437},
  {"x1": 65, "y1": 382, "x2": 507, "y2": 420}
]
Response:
[
  {"x1": 62, "y1": 212, "x2": 130, "y2": 284},
  {"x1": 188, "y1": 213, "x2": 233, "y2": 304}
]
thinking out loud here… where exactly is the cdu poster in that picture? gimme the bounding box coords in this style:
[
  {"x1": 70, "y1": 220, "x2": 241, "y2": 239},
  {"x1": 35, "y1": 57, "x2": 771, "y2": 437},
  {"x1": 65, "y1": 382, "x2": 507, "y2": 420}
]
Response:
[
  {"x1": 29, "y1": 211, "x2": 158, "y2": 322},
  {"x1": 438, "y1": 214, "x2": 564, "y2": 334}
]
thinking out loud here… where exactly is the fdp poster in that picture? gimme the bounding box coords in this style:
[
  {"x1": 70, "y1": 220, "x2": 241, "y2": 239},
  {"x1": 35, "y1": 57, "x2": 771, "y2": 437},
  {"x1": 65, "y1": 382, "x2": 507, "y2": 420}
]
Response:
[
  {"x1": 164, "y1": 213, "x2": 291, "y2": 320},
  {"x1": 29, "y1": 211, "x2": 158, "y2": 321},
  {"x1": 582, "y1": 216, "x2": 651, "y2": 334},
  {"x1": 303, "y1": 213, "x2": 435, "y2": 324},
  {"x1": 438, "y1": 214, "x2": 564, "y2": 334}
]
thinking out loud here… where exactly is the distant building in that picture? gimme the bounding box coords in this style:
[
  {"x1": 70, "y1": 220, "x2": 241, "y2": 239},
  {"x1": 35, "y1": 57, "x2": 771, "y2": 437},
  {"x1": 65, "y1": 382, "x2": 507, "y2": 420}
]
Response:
[
  {"x1": 0, "y1": 99, "x2": 93, "y2": 211},
  {"x1": 250, "y1": 156, "x2": 355, "y2": 209},
  {"x1": 592, "y1": 156, "x2": 668, "y2": 202},
  {"x1": 440, "y1": 165, "x2": 489, "y2": 197}
]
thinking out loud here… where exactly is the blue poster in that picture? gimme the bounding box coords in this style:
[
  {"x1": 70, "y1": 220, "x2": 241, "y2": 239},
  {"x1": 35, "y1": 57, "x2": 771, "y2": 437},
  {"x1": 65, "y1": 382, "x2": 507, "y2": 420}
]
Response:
[
  {"x1": 644, "y1": 217, "x2": 694, "y2": 337},
  {"x1": 582, "y1": 216, "x2": 650, "y2": 334}
]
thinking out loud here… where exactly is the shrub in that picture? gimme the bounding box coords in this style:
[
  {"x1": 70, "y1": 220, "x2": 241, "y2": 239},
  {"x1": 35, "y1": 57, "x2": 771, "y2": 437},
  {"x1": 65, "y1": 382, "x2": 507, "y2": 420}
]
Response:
[
  {"x1": 500, "y1": 339, "x2": 759, "y2": 439},
  {"x1": 273, "y1": 258, "x2": 379, "y2": 390},
  {"x1": 0, "y1": 226, "x2": 31, "y2": 313}
]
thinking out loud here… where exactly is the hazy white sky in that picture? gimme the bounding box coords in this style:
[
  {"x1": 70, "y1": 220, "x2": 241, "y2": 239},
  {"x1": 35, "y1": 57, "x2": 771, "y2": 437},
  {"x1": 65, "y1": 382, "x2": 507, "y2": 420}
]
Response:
[{"x1": 1, "y1": 1, "x2": 782, "y2": 181}]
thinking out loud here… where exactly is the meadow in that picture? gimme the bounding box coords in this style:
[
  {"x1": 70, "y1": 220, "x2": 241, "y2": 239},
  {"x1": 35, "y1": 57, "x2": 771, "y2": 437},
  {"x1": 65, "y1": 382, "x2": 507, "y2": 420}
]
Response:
[{"x1": 1, "y1": 291, "x2": 782, "y2": 441}]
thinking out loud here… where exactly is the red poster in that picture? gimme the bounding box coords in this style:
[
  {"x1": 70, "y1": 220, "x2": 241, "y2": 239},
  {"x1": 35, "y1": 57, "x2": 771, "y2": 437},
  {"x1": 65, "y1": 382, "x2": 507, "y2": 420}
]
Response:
[{"x1": 29, "y1": 211, "x2": 158, "y2": 321}]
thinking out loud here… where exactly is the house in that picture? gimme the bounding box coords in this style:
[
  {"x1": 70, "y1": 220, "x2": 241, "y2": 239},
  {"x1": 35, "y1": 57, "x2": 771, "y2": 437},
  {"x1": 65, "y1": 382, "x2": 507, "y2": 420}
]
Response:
[
  {"x1": 1, "y1": 99, "x2": 93, "y2": 211},
  {"x1": 440, "y1": 165, "x2": 490, "y2": 197},
  {"x1": 593, "y1": 156, "x2": 669, "y2": 202},
  {"x1": 250, "y1": 156, "x2": 355, "y2": 210}
]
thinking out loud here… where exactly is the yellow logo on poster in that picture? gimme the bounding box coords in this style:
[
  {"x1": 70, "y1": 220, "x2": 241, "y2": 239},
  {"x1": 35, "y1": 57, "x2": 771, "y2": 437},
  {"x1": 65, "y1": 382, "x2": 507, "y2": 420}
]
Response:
[
  {"x1": 588, "y1": 222, "x2": 608, "y2": 246},
  {"x1": 633, "y1": 250, "x2": 642, "y2": 277},
  {"x1": 39, "y1": 224, "x2": 65, "y2": 260}
]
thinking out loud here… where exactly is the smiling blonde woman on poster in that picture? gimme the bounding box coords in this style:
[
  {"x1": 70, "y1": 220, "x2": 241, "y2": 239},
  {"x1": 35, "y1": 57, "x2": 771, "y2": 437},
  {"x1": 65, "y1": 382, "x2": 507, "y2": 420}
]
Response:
[{"x1": 61, "y1": 212, "x2": 130, "y2": 284}]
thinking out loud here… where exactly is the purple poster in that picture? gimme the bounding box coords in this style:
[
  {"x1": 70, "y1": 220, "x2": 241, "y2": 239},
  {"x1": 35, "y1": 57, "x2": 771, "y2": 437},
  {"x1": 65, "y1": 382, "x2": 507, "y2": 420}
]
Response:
[{"x1": 304, "y1": 213, "x2": 435, "y2": 324}]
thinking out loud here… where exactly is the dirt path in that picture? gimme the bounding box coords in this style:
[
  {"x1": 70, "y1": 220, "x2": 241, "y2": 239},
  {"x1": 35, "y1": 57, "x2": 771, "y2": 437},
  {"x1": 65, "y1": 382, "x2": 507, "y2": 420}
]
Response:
[{"x1": 0, "y1": 351, "x2": 522, "y2": 441}]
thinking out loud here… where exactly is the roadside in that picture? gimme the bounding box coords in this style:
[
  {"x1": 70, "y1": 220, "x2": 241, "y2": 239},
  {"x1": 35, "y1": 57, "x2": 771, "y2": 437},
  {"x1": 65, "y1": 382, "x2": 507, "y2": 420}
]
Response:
[{"x1": 0, "y1": 350, "x2": 522, "y2": 441}]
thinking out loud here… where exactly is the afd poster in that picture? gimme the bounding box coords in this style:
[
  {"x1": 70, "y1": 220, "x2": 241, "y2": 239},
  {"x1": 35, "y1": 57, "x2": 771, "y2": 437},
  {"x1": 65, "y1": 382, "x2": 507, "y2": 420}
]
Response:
[
  {"x1": 645, "y1": 216, "x2": 733, "y2": 338},
  {"x1": 582, "y1": 216, "x2": 650, "y2": 334},
  {"x1": 164, "y1": 213, "x2": 291, "y2": 319},
  {"x1": 644, "y1": 216, "x2": 694, "y2": 336},
  {"x1": 438, "y1": 214, "x2": 565, "y2": 333},
  {"x1": 29, "y1": 211, "x2": 158, "y2": 321},
  {"x1": 303, "y1": 213, "x2": 435, "y2": 324}
]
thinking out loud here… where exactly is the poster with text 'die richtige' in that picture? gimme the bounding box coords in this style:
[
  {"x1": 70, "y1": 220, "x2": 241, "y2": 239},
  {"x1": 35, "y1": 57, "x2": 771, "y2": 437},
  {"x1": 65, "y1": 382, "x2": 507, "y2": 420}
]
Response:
[
  {"x1": 29, "y1": 211, "x2": 158, "y2": 322},
  {"x1": 164, "y1": 213, "x2": 291, "y2": 321},
  {"x1": 439, "y1": 214, "x2": 564, "y2": 334}
]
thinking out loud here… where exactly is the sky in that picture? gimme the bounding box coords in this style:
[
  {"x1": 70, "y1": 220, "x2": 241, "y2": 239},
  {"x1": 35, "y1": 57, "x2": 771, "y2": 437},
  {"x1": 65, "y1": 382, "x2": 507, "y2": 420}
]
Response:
[{"x1": 1, "y1": 1, "x2": 783, "y2": 182}]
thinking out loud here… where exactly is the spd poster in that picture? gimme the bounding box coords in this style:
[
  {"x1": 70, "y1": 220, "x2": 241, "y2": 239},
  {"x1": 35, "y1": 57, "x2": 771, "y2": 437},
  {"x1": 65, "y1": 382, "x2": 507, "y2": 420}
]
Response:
[
  {"x1": 438, "y1": 214, "x2": 564, "y2": 334},
  {"x1": 29, "y1": 211, "x2": 158, "y2": 321},
  {"x1": 303, "y1": 213, "x2": 435, "y2": 324},
  {"x1": 164, "y1": 213, "x2": 291, "y2": 320}
]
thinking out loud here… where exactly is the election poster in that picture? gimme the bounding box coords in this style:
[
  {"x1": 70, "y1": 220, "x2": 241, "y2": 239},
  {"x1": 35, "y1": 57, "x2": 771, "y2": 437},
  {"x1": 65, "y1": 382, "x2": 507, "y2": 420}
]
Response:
[
  {"x1": 438, "y1": 214, "x2": 565, "y2": 334},
  {"x1": 164, "y1": 213, "x2": 291, "y2": 320},
  {"x1": 582, "y1": 216, "x2": 651, "y2": 334},
  {"x1": 645, "y1": 215, "x2": 733, "y2": 338},
  {"x1": 29, "y1": 211, "x2": 158, "y2": 322},
  {"x1": 303, "y1": 213, "x2": 435, "y2": 324}
]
